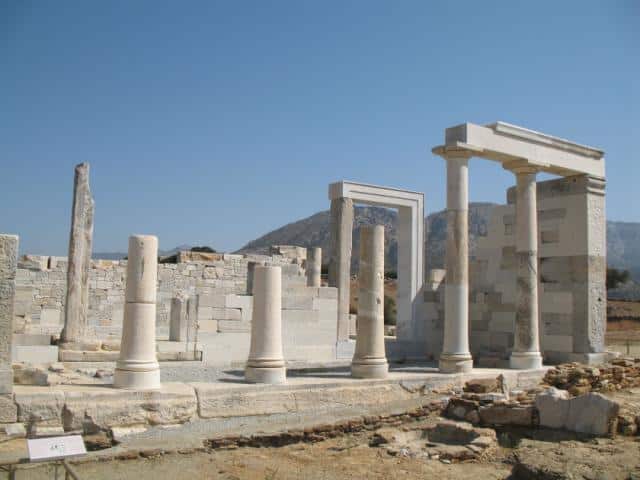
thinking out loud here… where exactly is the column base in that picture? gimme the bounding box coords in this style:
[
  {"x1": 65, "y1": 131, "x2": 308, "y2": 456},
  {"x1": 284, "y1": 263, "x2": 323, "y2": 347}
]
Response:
[
  {"x1": 245, "y1": 366, "x2": 286, "y2": 384},
  {"x1": 351, "y1": 359, "x2": 389, "y2": 379},
  {"x1": 509, "y1": 352, "x2": 543, "y2": 370},
  {"x1": 439, "y1": 353, "x2": 473, "y2": 373},
  {"x1": 113, "y1": 362, "x2": 161, "y2": 390}
]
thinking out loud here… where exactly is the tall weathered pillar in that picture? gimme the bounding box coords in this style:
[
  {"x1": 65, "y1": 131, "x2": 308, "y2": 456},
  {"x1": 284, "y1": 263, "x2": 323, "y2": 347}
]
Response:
[
  {"x1": 439, "y1": 153, "x2": 473, "y2": 373},
  {"x1": 114, "y1": 235, "x2": 161, "y2": 390},
  {"x1": 306, "y1": 247, "x2": 322, "y2": 287},
  {"x1": 328, "y1": 197, "x2": 353, "y2": 342},
  {"x1": 351, "y1": 225, "x2": 388, "y2": 378},
  {"x1": 510, "y1": 167, "x2": 543, "y2": 369},
  {"x1": 245, "y1": 265, "x2": 286, "y2": 384},
  {"x1": 60, "y1": 163, "x2": 96, "y2": 350},
  {"x1": 0, "y1": 235, "x2": 18, "y2": 395},
  {"x1": 169, "y1": 294, "x2": 193, "y2": 342}
]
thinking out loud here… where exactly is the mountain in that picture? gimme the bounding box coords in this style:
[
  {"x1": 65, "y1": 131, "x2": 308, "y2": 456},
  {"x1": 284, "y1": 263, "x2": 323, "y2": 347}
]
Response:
[
  {"x1": 93, "y1": 244, "x2": 193, "y2": 261},
  {"x1": 237, "y1": 203, "x2": 496, "y2": 272},
  {"x1": 237, "y1": 205, "x2": 640, "y2": 280}
]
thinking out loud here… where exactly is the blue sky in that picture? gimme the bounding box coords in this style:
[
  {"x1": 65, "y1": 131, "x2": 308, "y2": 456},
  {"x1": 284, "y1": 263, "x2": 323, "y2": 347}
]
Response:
[{"x1": 1, "y1": 1, "x2": 638, "y2": 255}]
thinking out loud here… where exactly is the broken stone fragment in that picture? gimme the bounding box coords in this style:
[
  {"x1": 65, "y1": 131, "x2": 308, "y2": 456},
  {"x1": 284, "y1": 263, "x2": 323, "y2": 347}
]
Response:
[
  {"x1": 463, "y1": 377, "x2": 499, "y2": 394},
  {"x1": 478, "y1": 403, "x2": 535, "y2": 427}
]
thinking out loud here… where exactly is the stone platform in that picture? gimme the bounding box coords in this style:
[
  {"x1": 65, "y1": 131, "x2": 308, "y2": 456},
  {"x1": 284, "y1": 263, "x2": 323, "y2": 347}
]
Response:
[{"x1": 0, "y1": 363, "x2": 548, "y2": 466}]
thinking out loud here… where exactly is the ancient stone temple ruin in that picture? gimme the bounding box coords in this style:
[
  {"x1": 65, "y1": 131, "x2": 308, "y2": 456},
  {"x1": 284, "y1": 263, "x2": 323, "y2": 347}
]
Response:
[{"x1": 0, "y1": 121, "x2": 608, "y2": 399}]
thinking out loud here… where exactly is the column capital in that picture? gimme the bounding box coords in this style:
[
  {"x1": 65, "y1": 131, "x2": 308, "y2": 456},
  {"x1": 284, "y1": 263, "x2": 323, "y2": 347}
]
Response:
[
  {"x1": 432, "y1": 143, "x2": 479, "y2": 161},
  {"x1": 502, "y1": 159, "x2": 539, "y2": 175}
]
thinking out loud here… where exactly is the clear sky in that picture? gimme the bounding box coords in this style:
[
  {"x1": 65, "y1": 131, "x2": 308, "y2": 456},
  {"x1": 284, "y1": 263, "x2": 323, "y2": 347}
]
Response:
[{"x1": 1, "y1": 1, "x2": 638, "y2": 255}]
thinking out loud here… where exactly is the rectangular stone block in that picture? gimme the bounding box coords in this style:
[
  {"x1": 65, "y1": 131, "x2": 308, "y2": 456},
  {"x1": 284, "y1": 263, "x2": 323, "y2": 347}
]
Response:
[
  {"x1": 282, "y1": 295, "x2": 314, "y2": 310},
  {"x1": 318, "y1": 287, "x2": 338, "y2": 299},
  {"x1": 541, "y1": 230, "x2": 560, "y2": 244},
  {"x1": 198, "y1": 294, "x2": 226, "y2": 308},
  {"x1": 217, "y1": 320, "x2": 250, "y2": 333},
  {"x1": 0, "y1": 394, "x2": 17, "y2": 423},
  {"x1": 542, "y1": 334, "x2": 573, "y2": 352},
  {"x1": 489, "y1": 312, "x2": 514, "y2": 333},
  {"x1": 198, "y1": 319, "x2": 218, "y2": 333},
  {"x1": 540, "y1": 291, "x2": 573, "y2": 315}
]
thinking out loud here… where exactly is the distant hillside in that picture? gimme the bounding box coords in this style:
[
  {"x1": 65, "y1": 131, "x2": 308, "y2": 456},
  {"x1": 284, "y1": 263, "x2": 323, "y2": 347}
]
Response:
[
  {"x1": 93, "y1": 244, "x2": 192, "y2": 261},
  {"x1": 237, "y1": 203, "x2": 496, "y2": 272},
  {"x1": 237, "y1": 205, "x2": 640, "y2": 280}
]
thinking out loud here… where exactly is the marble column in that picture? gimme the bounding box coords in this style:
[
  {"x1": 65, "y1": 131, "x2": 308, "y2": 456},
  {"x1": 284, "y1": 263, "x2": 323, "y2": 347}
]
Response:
[
  {"x1": 440, "y1": 154, "x2": 473, "y2": 373},
  {"x1": 245, "y1": 265, "x2": 286, "y2": 384},
  {"x1": 351, "y1": 225, "x2": 388, "y2": 379},
  {"x1": 60, "y1": 163, "x2": 96, "y2": 350},
  {"x1": 114, "y1": 235, "x2": 161, "y2": 390},
  {"x1": 0, "y1": 234, "x2": 18, "y2": 394},
  {"x1": 328, "y1": 197, "x2": 354, "y2": 342},
  {"x1": 510, "y1": 167, "x2": 543, "y2": 369},
  {"x1": 306, "y1": 247, "x2": 322, "y2": 287}
]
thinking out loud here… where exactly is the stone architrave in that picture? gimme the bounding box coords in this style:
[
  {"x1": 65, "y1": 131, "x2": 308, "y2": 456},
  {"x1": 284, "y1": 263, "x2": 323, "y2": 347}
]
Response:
[
  {"x1": 306, "y1": 247, "x2": 322, "y2": 287},
  {"x1": 60, "y1": 163, "x2": 96, "y2": 350},
  {"x1": 351, "y1": 225, "x2": 388, "y2": 378},
  {"x1": 245, "y1": 265, "x2": 286, "y2": 384},
  {"x1": 0, "y1": 235, "x2": 18, "y2": 394},
  {"x1": 114, "y1": 235, "x2": 161, "y2": 390},
  {"x1": 328, "y1": 197, "x2": 354, "y2": 342},
  {"x1": 509, "y1": 165, "x2": 543, "y2": 369}
]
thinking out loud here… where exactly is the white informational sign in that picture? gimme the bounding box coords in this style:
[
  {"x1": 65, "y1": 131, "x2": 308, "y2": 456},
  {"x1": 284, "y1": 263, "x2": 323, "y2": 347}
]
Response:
[{"x1": 27, "y1": 435, "x2": 86, "y2": 462}]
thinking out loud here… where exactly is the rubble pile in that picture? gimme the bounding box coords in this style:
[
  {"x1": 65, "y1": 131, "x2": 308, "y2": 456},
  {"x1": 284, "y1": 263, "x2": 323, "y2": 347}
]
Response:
[{"x1": 542, "y1": 358, "x2": 640, "y2": 395}]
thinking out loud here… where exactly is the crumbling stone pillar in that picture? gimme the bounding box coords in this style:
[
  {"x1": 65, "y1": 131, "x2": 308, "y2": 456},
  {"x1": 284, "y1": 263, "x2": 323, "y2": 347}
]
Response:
[
  {"x1": 169, "y1": 294, "x2": 194, "y2": 342},
  {"x1": 0, "y1": 234, "x2": 18, "y2": 394},
  {"x1": 328, "y1": 197, "x2": 353, "y2": 342},
  {"x1": 510, "y1": 167, "x2": 543, "y2": 369},
  {"x1": 351, "y1": 225, "x2": 388, "y2": 378},
  {"x1": 306, "y1": 247, "x2": 322, "y2": 287},
  {"x1": 245, "y1": 265, "x2": 286, "y2": 384},
  {"x1": 60, "y1": 163, "x2": 96, "y2": 351},
  {"x1": 440, "y1": 154, "x2": 473, "y2": 373},
  {"x1": 114, "y1": 235, "x2": 161, "y2": 390}
]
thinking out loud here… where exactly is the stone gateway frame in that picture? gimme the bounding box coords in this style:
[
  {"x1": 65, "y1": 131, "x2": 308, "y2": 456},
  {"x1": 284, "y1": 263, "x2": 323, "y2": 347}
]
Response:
[{"x1": 328, "y1": 181, "x2": 425, "y2": 356}]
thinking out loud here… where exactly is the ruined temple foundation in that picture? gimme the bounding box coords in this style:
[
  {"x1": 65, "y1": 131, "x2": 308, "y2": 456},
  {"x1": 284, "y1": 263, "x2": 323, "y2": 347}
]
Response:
[
  {"x1": 438, "y1": 153, "x2": 473, "y2": 373},
  {"x1": 245, "y1": 265, "x2": 286, "y2": 384},
  {"x1": 114, "y1": 235, "x2": 161, "y2": 390},
  {"x1": 351, "y1": 225, "x2": 388, "y2": 379}
]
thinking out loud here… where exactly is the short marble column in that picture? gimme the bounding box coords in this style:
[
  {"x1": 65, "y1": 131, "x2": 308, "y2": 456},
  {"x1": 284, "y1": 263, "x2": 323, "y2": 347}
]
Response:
[
  {"x1": 510, "y1": 167, "x2": 543, "y2": 369},
  {"x1": 60, "y1": 163, "x2": 96, "y2": 350},
  {"x1": 351, "y1": 225, "x2": 388, "y2": 379},
  {"x1": 328, "y1": 197, "x2": 354, "y2": 342},
  {"x1": 440, "y1": 155, "x2": 473, "y2": 373},
  {"x1": 245, "y1": 265, "x2": 286, "y2": 384},
  {"x1": 0, "y1": 235, "x2": 18, "y2": 394},
  {"x1": 306, "y1": 247, "x2": 322, "y2": 287},
  {"x1": 114, "y1": 235, "x2": 161, "y2": 390}
]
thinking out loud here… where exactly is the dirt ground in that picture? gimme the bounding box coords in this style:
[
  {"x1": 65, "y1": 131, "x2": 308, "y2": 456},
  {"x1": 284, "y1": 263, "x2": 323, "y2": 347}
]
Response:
[{"x1": 7, "y1": 413, "x2": 640, "y2": 480}]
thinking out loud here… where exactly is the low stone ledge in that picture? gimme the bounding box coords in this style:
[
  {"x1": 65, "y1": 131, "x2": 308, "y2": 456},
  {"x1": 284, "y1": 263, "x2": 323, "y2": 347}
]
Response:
[{"x1": 14, "y1": 383, "x2": 198, "y2": 434}]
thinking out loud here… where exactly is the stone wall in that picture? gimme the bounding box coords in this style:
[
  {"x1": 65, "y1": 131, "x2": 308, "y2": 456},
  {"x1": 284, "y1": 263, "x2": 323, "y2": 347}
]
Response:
[
  {"x1": 13, "y1": 251, "x2": 310, "y2": 341},
  {"x1": 425, "y1": 174, "x2": 606, "y2": 364}
]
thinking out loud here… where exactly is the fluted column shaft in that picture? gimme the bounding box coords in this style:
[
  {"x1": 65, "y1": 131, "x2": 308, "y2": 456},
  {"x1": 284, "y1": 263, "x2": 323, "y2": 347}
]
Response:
[
  {"x1": 510, "y1": 168, "x2": 543, "y2": 369},
  {"x1": 351, "y1": 225, "x2": 388, "y2": 378},
  {"x1": 440, "y1": 155, "x2": 473, "y2": 373}
]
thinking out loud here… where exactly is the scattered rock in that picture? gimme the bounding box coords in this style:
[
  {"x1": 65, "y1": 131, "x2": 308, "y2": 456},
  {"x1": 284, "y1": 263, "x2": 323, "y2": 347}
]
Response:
[
  {"x1": 536, "y1": 387, "x2": 571, "y2": 429},
  {"x1": 48, "y1": 363, "x2": 65, "y2": 373},
  {"x1": 3, "y1": 423, "x2": 26, "y2": 438},
  {"x1": 535, "y1": 388, "x2": 620, "y2": 436},
  {"x1": 464, "y1": 378, "x2": 499, "y2": 394},
  {"x1": 478, "y1": 403, "x2": 534, "y2": 427}
]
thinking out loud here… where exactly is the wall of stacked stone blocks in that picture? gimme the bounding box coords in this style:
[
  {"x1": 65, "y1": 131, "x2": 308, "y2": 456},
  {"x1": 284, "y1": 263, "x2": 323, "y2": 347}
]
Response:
[
  {"x1": 13, "y1": 247, "x2": 319, "y2": 341},
  {"x1": 425, "y1": 175, "x2": 606, "y2": 364}
]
